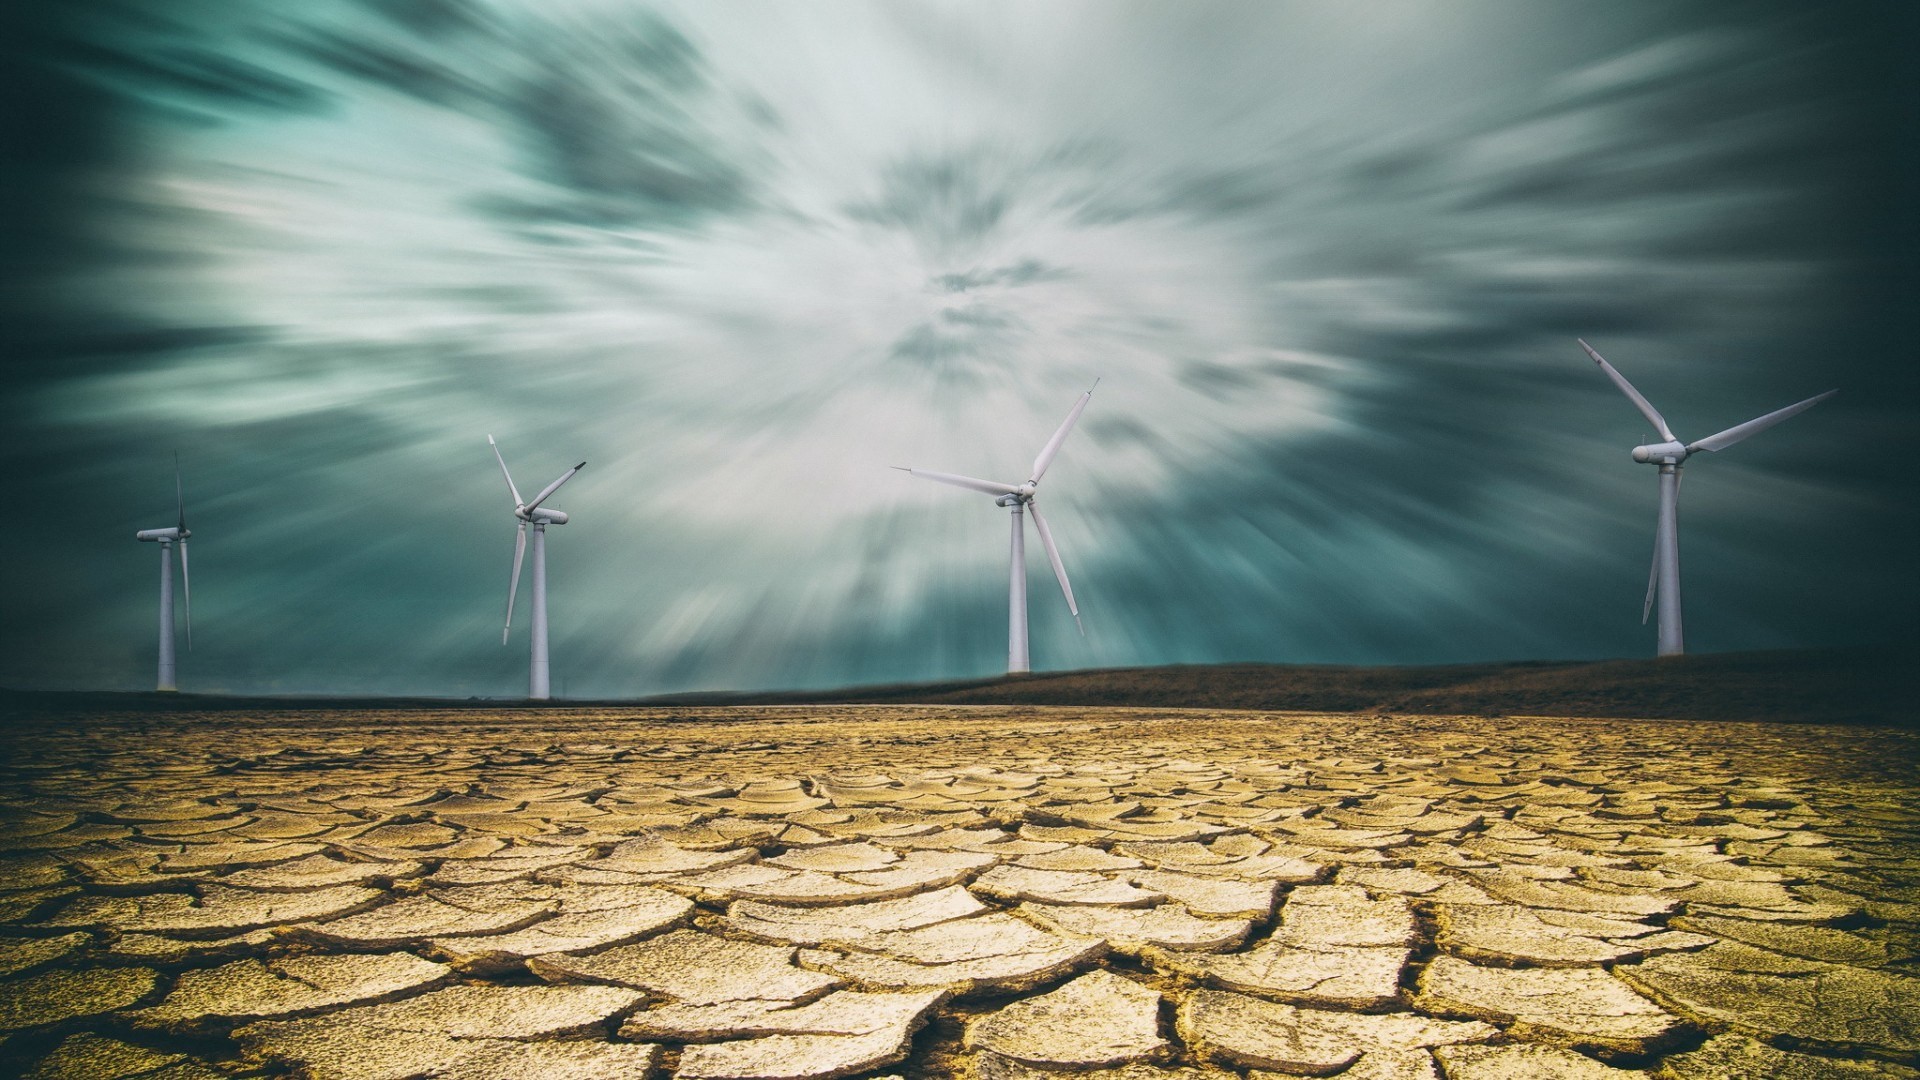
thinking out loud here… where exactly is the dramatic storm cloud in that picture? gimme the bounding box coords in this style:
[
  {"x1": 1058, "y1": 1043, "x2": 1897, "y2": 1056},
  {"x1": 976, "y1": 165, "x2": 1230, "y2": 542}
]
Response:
[{"x1": 2, "y1": 1, "x2": 1913, "y2": 694}]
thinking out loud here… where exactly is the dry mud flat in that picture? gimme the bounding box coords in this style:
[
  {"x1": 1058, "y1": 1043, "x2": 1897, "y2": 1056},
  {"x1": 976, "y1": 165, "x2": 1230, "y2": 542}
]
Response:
[{"x1": 0, "y1": 706, "x2": 1916, "y2": 1079}]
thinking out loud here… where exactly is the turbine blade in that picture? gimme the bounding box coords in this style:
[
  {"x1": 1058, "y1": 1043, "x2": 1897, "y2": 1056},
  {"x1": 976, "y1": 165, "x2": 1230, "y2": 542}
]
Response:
[
  {"x1": 175, "y1": 454, "x2": 186, "y2": 532},
  {"x1": 525, "y1": 462, "x2": 586, "y2": 512},
  {"x1": 488, "y1": 435, "x2": 525, "y2": 507},
  {"x1": 1686, "y1": 389, "x2": 1836, "y2": 454},
  {"x1": 1641, "y1": 529, "x2": 1657, "y2": 625},
  {"x1": 1028, "y1": 501, "x2": 1082, "y2": 635},
  {"x1": 1030, "y1": 380, "x2": 1099, "y2": 484},
  {"x1": 503, "y1": 522, "x2": 527, "y2": 644},
  {"x1": 179, "y1": 538, "x2": 192, "y2": 650},
  {"x1": 893, "y1": 467, "x2": 1019, "y2": 496},
  {"x1": 1578, "y1": 340, "x2": 1674, "y2": 442}
]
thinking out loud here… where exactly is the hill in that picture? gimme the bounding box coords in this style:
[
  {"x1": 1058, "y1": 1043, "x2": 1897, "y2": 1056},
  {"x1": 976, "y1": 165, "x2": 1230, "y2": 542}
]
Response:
[
  {"x1": 2, "y1": 648, "x2": 1909, "y2": 725},
  {"x1": 648, "y1": 647, "x2": 1910, "y2": 726}
]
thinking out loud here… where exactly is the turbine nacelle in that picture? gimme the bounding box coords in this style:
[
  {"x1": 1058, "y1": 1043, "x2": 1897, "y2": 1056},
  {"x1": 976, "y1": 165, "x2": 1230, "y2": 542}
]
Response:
[
  {"x1": 1631, "y1": 442, "x2": 1689, "y2": 465},
  {"x1": 136, "y1": 527, "x2": 187, "y2": 542},
  {"x1": 519, "y1": 506, "x2": 570, "y2": 524}
]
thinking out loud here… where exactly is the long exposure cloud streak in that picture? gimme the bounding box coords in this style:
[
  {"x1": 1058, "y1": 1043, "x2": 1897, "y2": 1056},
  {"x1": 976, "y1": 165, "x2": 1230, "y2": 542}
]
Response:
[{"x1": 1, "y1": 0, "x2": 1912, "y2": 694}]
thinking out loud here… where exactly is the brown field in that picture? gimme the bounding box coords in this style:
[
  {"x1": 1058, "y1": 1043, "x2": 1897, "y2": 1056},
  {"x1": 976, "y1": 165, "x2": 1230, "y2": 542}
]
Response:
[
  {"x1": 656, "y1": 648, "x2": 1913, "y2": 727},
  {"x1": 1, "y1": 705, "x2": 1917, "y2": 1078},
  {"x1": 12, "y1": 646, "x2": 1905, "y2": 726}
]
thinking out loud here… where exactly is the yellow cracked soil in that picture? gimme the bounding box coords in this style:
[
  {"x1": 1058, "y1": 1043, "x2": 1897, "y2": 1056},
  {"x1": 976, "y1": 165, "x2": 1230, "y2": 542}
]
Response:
[{"x1": 0, "y1": 705, "x2": 1916, "y2": 1079}]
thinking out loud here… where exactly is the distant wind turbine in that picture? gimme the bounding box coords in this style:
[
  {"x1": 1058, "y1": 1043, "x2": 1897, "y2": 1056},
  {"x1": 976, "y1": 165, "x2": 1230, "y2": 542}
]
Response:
[
  {"x1": 1578, "y1": 340, "x2": 1835, "y2": 657},
  {"x1": 134, "y1": 459, "x2": 192, "y2": 691},
  {"x1": 896, "y1": 382, "x2": 1097, "y2": 674},
  {"x1": 488, "y1": 435, "x2": 584, "y2": 700}
]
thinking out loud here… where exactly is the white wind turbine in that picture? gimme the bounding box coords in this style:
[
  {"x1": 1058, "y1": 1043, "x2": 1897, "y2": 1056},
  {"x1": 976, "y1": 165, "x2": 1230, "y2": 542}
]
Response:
[
  {"x1": 488, "y1": 435, "x2": 585, "y2": 700},
  {"x1": 134, "y1": 460, "x2": 192, "y2": 691},
  {"x1": 1578, "y1": 340, "x2": 1835, "y2": 657},
  {"x1": 896, "y1": 382, "x2": 1097, "y2": 674}
]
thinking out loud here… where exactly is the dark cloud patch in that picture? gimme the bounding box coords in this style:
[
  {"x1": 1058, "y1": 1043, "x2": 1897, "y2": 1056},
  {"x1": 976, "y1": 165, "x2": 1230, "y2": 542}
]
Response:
[
  {"x1": 1178, "y1": 360, "x2": 1266, "y2": 401},
  {"x1": 933, "y1": 258, "x2": 1068, "y2": 293},
  {"x1": 493, "y1": 13, "x2": 760, "y2": 227},
  {"x1": 940, "y1": 306, "x2": 1019, "y2": 330},
  {"x1": 887, "y1": 310, "x2": 1024, "y2": 384},
  {"x1": 1342, "y1": 145, "x2": 1449, "y2": 194},
  {"x1": 0, "y1": 14, "x2": 116, "y2": 385},
  {"x1": 848, "y1": 154, "x2": 1013, "y2": 258},
  {"x1": 890, "y1": 323, "x2": 972, "y2": 368},
  {"x1": 269, "y1": 25, "x2": 486, "y2": 109},
  {"x1": 1431, "y1": 38, "x2": 1870, "y2": 248},
  {"x1": 55, "y1": 39, "x2": 334, "y2": 115},
  {"x1": 358, "y1": 0, "x2": 491, "y2": 38},
  {"x1": 1257, "y1": 358, "x2": 1348, "y2": 389},
  {"x1": 432, "y1": 284, "x2": 563, "y2": 316},
  {"x1": 737, "y1": 92, "x2": 782, "y2": 132},
  {"x1": 25, "y1": 324, "x2": 273, "y2": 374},
  {"x1": 0, "y1": 0, "x2": 273, "y2": 395},
  {"x1": 1267, "y1": 360, "x2": 1563, "y2": 527},
  {"x1": 1403, "y1": 288, "x2": 1687, "y2": 347},
  {"x1": 1085, "y1": 415, "x2": 1173, "y2": 455},
  {"x1": 1159, "y1": 164, "x2": 1291, "y2": 218}
]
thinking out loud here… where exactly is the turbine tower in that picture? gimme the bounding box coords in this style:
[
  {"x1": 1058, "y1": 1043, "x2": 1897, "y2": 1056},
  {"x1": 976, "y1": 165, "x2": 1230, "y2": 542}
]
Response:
[
  {"x1": 897, "y1": 382, "x2": 1097, "y2": 674},
  {"x1": 488, "y1": 435, "x2": 585, "y2": 700},
  {"x1": 1578, "y1": 340, "x2": 1834, "y2": 657},
  {"x1": 134, "y1": 461, "x2": 192, "y2": 691}
]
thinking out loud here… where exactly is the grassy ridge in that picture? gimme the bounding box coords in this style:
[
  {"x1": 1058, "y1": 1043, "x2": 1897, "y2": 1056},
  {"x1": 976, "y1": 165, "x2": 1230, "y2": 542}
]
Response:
[
  {"x1": 3, "y1": 648, "x2": 1910, "y2": 725},
  {"x1": 652, "y1": 648, "x2": 1912, "y2": 726}
]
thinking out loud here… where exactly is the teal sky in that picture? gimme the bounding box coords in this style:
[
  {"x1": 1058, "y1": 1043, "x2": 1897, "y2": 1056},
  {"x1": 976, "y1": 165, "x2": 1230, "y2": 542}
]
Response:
[{"x1": 2, "y1": 1, "x2": 1914, "y2": 695}]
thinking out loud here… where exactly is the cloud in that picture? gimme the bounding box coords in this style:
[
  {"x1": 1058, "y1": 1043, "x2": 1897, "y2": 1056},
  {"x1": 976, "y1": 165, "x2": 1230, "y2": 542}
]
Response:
[
  {"x1": 1, "y1": 0, "x2": 1911, "y2": 694},
  {"x1": 933, "y1": 258, "x2": 1068, "y2": 293}
]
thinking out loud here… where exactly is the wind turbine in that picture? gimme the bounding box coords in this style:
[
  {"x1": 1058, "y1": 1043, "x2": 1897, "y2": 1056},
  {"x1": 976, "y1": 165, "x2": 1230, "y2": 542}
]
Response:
[
  {"x1": 134, "y1": 460, "x2": 192, "y2": 691},
  {"x1": 488, "y1": 435, "x2": 585, "y2": 700},
  {"x1": 1578, "y1": 340, "x2": 1834, "y2": 657},
  {"x1": 896, "y1": 382, "x2": 1097, "y2": 674}
]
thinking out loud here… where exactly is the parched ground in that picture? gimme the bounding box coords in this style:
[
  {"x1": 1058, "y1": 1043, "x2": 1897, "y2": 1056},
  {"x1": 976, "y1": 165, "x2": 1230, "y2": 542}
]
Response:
[{"x1": 0, "y1": 706, "x2": 1916, "y2": 1079}]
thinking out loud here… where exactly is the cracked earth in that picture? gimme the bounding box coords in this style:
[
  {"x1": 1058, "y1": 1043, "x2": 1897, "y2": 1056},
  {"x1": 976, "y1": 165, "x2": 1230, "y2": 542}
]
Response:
[{"x1": 0, "y1": 705, "x2": 1916, "y2": 1079}]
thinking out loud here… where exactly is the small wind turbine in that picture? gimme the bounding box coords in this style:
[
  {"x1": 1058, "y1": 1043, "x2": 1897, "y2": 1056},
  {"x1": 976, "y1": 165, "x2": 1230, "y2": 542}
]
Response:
[
  {"x1": 134, "y1": 459, "x2": 192, "y2": 691},
  {"x1": 1578, "y1": 340, "x2": 1834, "y2": 657},
  {"x1": 487, "y1": 435, "x2": 585, "y2": 700},
  {"x1": 896, "y1": 382, "x2": 1097, "y2": 674}
]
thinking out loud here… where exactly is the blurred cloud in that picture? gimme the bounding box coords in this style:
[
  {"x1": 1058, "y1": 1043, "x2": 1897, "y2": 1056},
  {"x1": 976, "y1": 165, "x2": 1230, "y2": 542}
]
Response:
[{"x1": 0, "y1": 0, "x2": 1912, "y2": 695}]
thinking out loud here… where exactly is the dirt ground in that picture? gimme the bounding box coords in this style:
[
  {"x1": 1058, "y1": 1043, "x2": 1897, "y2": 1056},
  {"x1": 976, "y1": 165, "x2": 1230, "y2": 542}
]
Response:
[{"x1": 1, "y1": 706, "x2": 1916, "y2": 1078}]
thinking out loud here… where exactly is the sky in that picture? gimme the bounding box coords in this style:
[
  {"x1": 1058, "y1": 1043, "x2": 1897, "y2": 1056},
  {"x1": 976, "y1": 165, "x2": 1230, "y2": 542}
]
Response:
[{"x1": 2, "y1": 0, "x2": 1915, "y2": 696}]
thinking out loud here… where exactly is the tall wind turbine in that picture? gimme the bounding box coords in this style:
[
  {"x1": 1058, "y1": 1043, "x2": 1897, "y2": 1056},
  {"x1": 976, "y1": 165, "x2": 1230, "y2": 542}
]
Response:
[
  {"x1": 488, "y1": 435, "x2": 584, "y2": 700},
  {"x1": 134, "y1": 460, "x2": 192, "y2": 691},
  {"x1": 896, "y1": 382, "x2": 1097, "y2": 674},
  {"x1": 1578, "y1": 340, "x2": 1834, "y2": 657}
]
